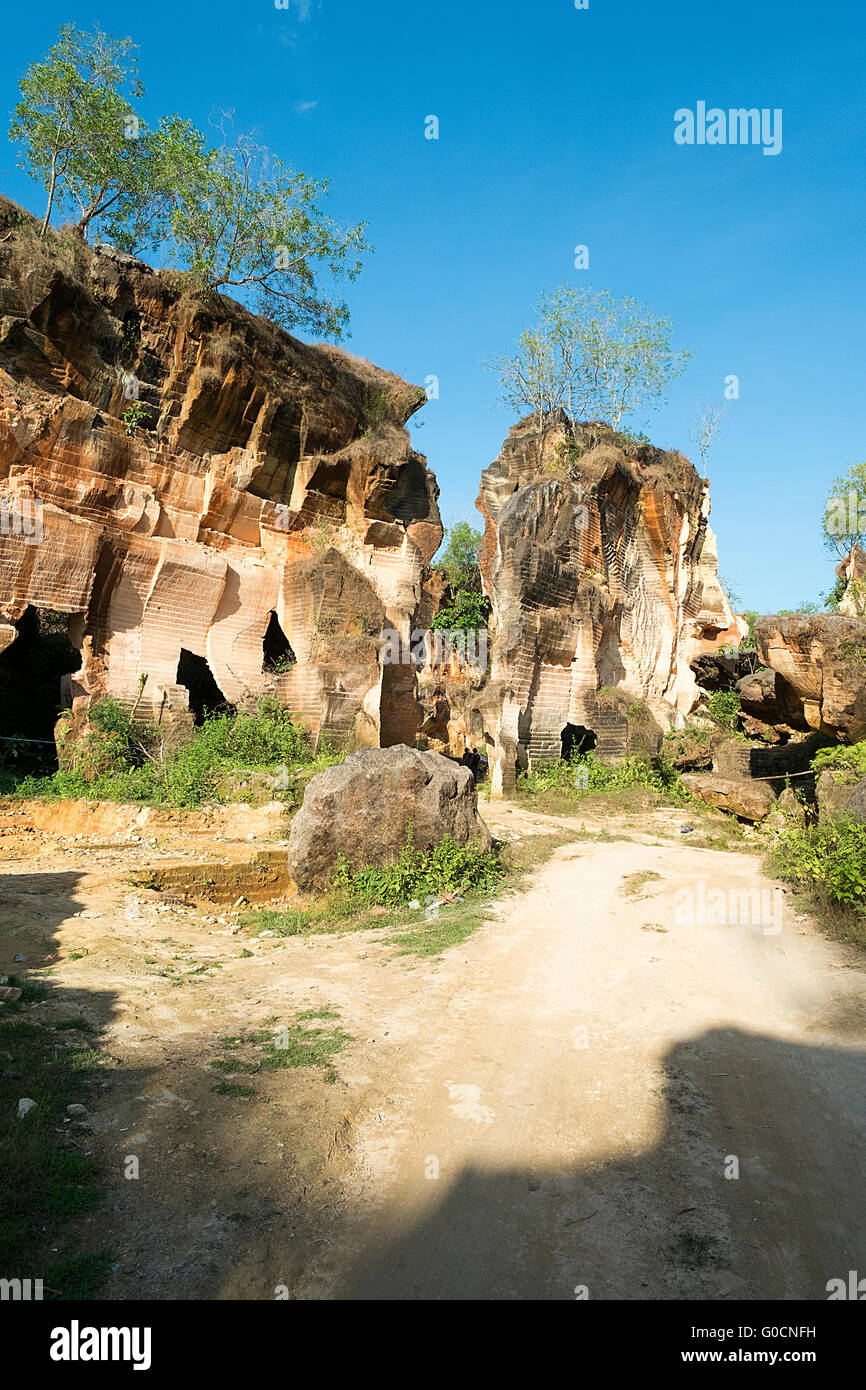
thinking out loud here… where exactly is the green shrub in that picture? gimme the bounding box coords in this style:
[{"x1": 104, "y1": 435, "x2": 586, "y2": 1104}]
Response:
[
  {"x1": 431, "y1": 591, "x2": 491, "y2": 632},
  {"x1": 519, "y1": 750, "x2": 688, "y2": 803},
  {"x1": 769, "y1": 816, "x2": 866, "y2": 909},
  {"x1": 812, "y1": 741, "x2": 866, "y2": 785},
  {"x1": 707, "y1": 688, "x2": 741, "y2": 731},
  {"x1": 332, "y1": 830, "x2": 504, "y2": 907},
  {"x1": 12, "y1": 697, "x2": 327, "y2": 807}
]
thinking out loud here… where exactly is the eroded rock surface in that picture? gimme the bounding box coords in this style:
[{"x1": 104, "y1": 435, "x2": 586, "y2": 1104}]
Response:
[
  {"x1": 473, "y1": 414, "x2": 745, "y2": 795},
  {"x1": 756, "y1": 614, "x2": 866, "y2": 743},
  {"x1": 286, "y1": 745, "x2": 492, "y2": 889},
  {"x1": 0, "y1": 199, "x2": 441, "y2": 747}
]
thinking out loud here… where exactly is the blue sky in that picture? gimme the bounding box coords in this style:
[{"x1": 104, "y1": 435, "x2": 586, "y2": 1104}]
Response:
[{"x1": 1, "y1": 0, "x2": 864, "y2": 611}]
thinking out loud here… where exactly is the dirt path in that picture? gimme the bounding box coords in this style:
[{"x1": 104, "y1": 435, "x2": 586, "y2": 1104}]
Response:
[
  {"x1": 2, "y1": 799, "x2": 864, "y2": 1300},
  {"x1": 289, "y1": 821, "x2": 866, "y2": 1301}
]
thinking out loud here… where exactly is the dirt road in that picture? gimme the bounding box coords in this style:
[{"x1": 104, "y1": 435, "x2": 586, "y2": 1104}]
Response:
[
  {"x1": 2, "y1": 799, "x2": 864, "y2": 1300},
  {"x1": 290, "y1": 817, "x2": 866, "y2": 1300}
]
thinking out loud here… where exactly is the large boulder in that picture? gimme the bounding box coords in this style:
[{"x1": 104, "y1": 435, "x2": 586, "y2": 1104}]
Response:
[
  {"x1": 681, "y1": 773, "x2": 776, "y2": 821},
  {"x1": 736, "y1": 666, "x2": 810, "y2": 732},
  {"x1": 287, "y1": 745, "x2": 492, "y2": 890}
]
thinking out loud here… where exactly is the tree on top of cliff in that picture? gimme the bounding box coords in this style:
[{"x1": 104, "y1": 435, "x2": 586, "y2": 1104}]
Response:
[
  {"x1": 486, "y1": 285, "x2": 691, "y2": 434},
  {"x1": 10, "y1": 27, "x2": 370, "y2": 340},
  {"x1": 9, "y1": 24, "x2": 145, "y2": 239},
  {"x1": 139, "y1": 112, "x2": 370, "y2": 340}
]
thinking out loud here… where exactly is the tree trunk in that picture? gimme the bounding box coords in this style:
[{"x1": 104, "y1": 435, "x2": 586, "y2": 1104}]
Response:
[{"x1": 40, "y1": 157, "x2": 59, "y2": 238}]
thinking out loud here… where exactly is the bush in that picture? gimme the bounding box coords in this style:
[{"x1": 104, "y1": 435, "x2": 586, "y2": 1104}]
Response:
[
  {"x1": 519, "y1": 750, "x2": 688, "y2": 803},
  {"x1": 431, "y1": 591, "x2": 491, "y2": 633},
  {"x1": 12, "y1": 697, "x2": 324, "y2": 807},
  {"x1": 769, "y1": 816, "x2": 866, "y2": 909},
  {"x1": 332, "y1": 830, "x2": 504, "y2": 907},
  {"x1": 707, "y1": 688, "x2": 742, "y2": 731},
  {"x1": 812, "y1": 741, "x2": 866, "y2": 785}
]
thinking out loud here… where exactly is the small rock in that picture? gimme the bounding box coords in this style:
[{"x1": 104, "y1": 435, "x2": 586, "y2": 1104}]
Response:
[
  {"x1": 408, "y1": 899, "x2": 421, "y2": 910},
  {"x1": 66, "y1": 1103, "x2": 89, "y2": 1117},
  {"x1": 679, "y1": 824, "x2": 695, "y2": 835},
  {"x1": 12, "y1": 954, "x2": 24, "y2": 963},
  {"x1": 17, "y1": 1097, "x2": 37, "y2": 1118}
]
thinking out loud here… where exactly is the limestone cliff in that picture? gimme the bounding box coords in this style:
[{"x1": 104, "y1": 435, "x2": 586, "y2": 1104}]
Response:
[
  {"x1": 473, "y1": 413, "x2": 745, "y2": 795},
  {"x1": 0, "y1": 199, "x2": 441, "y2": 747}
]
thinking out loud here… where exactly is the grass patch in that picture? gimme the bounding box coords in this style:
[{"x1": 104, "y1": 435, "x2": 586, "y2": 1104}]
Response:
[
  {"x1": 0, "y1": 1013, "x2": 110, "y2": 1294},
  {"x1": 620, "y1": 870, "x2": 663, "y2": 898},
  {"x1": 211, "y1": 1012, "x2": 353, "y2": 1086},
  {"x1": 516, "y1": 751, "x2": 689, "y2": 817},
  {"x1": 5, "y1": 696, "x2": 345, "y2": 809},
  {"x1": 212, "y1": 1082, "x2": 257, "y2": 1098}
]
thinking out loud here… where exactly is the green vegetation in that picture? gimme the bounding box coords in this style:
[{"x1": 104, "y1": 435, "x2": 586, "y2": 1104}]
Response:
[
  {"x1": 0, "y1": 1008, "x2": 111, "y2": 1296},
  {"x1": 212, "y1": 1010, "x2": 352, "y2": 1086},
  {"x1": 9, "y1": 24, "x2": 369, "y2": 338},
  {"x1": 769, "y1": 816, "x2": 866, "y2": 947},
  {"x1": 431, "y1": 590, "x2": 491, "y2": 633},
  {"x1": 812, "y1": 741, "x2": 866, "y2": 785},
  {"x1": 707, "y1": 688, "x2": 742, "y2": 731},
  {"x1": 332, "y1": 830, "x2": 504, "y2": 907},
  {"x1": 431, "y1": 522, "x2": 491, "y2": 633},
  {"x1": 121, "y1": 399, "x2": 150, "y2": 434},
  {"x1": 518, "y1": 750, "x2": 689, "y2": 807},
  {"x1": 2, "y1": 695, "x2": 342, "y2": 807},
  {"x1": 620, "y1": 870, "x2": 663, "y2": 898},
  {"x1": 822, "y1": 459, "x2": 866, "y2": 560}
]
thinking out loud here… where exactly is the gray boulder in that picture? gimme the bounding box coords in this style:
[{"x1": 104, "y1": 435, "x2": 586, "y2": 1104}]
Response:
[{"x1": 287, "y1": 745, "x2": 492, "y2": 890}]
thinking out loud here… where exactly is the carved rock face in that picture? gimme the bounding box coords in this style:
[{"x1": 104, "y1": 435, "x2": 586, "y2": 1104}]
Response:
[
  {"x1": 756, "y1": 613, "x2": 866, "y2": 743},
  {"x1": 0, "y1": 199, "x2": 441, "y2": 746},
  {"x1": 473, "y1": 413, "x2": 746, "y2": 794}
]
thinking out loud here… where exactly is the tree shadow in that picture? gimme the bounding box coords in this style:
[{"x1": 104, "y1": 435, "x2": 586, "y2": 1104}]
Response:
[{"x1": 326, "y1": 1027, "x2": 865, "y2": 1300}]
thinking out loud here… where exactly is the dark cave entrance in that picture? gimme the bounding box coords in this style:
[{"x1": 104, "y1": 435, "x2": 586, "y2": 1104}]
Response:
[
  {"x1": 561, "y1": 723, "x2": 597, "y2": 760},
  {"x1": 262, "y1": 611, "x2": 296, "y2": 673},
  {"x1": 176, "y1": 649, "x2": 233, "y2": 724},
  {"x1": 0, "y1": 607, "x2": 80, "y2": 773}
]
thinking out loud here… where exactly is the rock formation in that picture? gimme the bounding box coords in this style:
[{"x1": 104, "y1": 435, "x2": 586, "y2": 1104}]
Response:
[
  {"x1": 471, "y1": 414, "x2": 746, "y2": 795},
  {"x1": 756, "y1": 613, "x2": 866, "y2": 744},
  {"x1": 286, "y1": 745, "x2": 492, "y2": 889},
  {"x1": 0, "y1": 199, "x2": 441, "y2": 748}
]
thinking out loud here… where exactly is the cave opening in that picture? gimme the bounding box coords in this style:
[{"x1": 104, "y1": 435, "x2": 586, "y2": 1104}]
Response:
[
  {"x1": 262, "y1": 611, "x2": 296, "y2": 673},
  {"x1": 176, "y1": 649, "x2": 233, "y2": 724},
  {"x1": 561, "y1": 723, "x2": 597, "y2": 760},
  {"x1": 0, "y1": 607, "x2": 80, "y2": 774}
]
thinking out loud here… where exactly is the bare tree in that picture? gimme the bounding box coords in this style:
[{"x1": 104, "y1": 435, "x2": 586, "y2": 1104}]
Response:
[{"x1": 690, "y1": 400, "x2": 727, "y2": 479}]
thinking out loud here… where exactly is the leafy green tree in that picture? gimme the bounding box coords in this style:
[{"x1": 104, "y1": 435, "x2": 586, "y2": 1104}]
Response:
[
  {"x1": 487, "y1": 285, "x2": 690, "y2": 432},
  {"x1": 822, "y1": 460, "x2": 866, "y2": 560},
  {"x1": 436, "y1": 522, "x2": 484, "y2": 593},
  {"x1": 136, "y1": 113, "x2": 370, "y2": 338},
  {"x1": 11, "y1": 29, "x2": 370, "y2": 339},
  {"x1": 9, "y1": 24, "x2": 144, "y2": 239}
]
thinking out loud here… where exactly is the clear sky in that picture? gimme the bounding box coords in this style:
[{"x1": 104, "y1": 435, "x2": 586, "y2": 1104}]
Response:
[{"x1": 1, "y1": 0, "x2": 864, "y2": 612}]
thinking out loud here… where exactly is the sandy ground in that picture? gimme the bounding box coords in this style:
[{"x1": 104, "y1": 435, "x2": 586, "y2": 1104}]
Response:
[{"x1": 1, "y1": 797, "x2": 864, "y2": 1300}]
